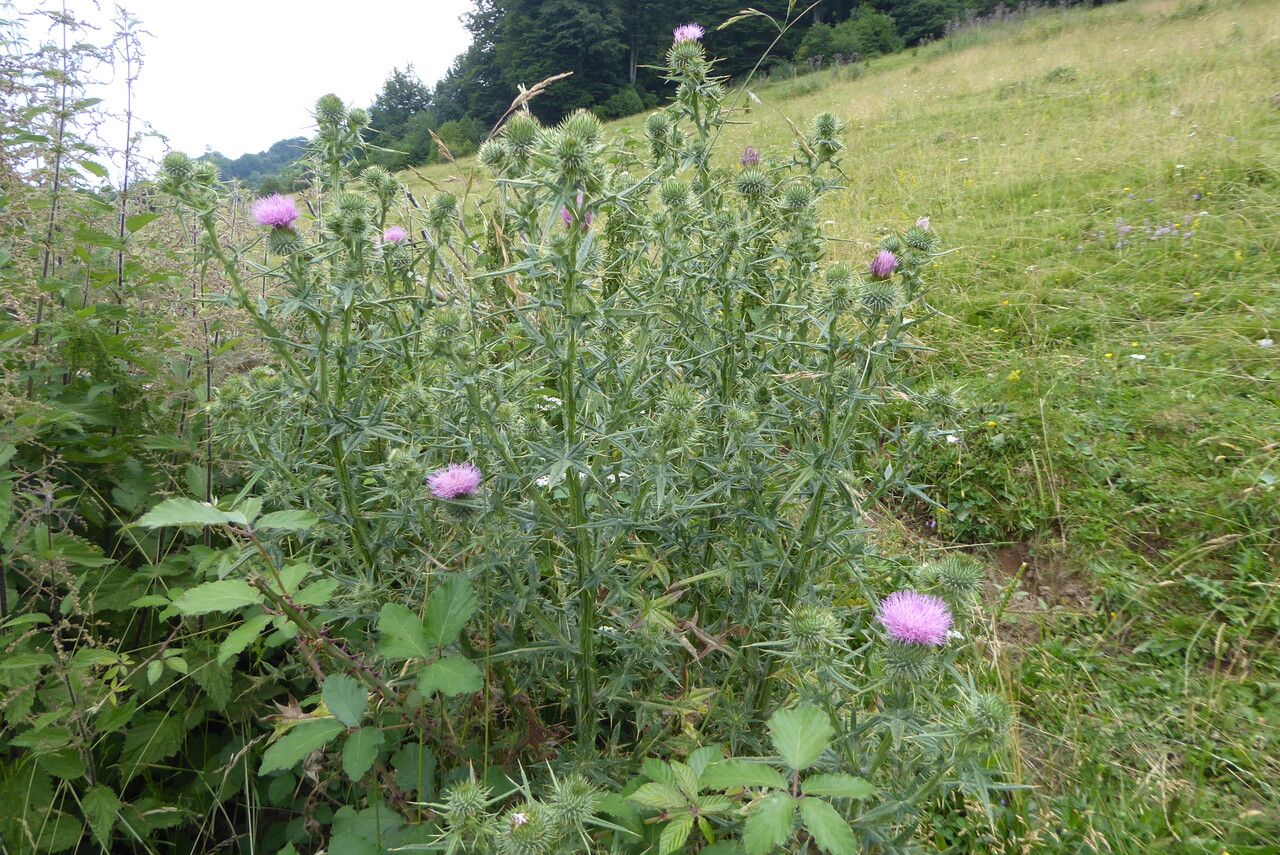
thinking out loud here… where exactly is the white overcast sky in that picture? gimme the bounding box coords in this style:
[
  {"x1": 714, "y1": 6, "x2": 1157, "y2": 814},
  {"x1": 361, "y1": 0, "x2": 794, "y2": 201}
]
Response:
[{"x1": 16, "y1": 0, "x2": 474, "y2": 159}]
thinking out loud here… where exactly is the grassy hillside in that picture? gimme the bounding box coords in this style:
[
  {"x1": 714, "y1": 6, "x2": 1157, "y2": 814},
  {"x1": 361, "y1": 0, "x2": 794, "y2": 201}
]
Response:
[{"x1": 405, "y1": 0, "x2": 1279, "y2": 848}]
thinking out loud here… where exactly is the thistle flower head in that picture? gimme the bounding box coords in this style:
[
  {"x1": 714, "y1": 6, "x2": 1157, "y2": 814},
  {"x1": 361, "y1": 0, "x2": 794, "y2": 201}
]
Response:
[
  {"x1": 383, "y1": 226, "x2": 408, "y2": 243},
  {"x1": 869, "y1": 249, "x2": 899, "y2": 280},
  {"x1": 782, "y1": 182, "x2": 813, "y2": 211},
  {"x1": 659, "y1": 178, "x2": 691, "y2": 209},
  {"x1": 548, "y1": 773, "x2": 598, "y2": 829},
  {"x1": 160, "y1": 151, "x2": 194, "y2": 180},
  {"x1": 740, "y1": 146, "x2": 761, "y2": 167},
  {"x1": 968, "y1": 692, "x2": 1013, "y2": 739},
  {"x1": 479, "y1": 138, "x2": 510, "y2": 174},
  {"x1": 916, "y1": 216, "x2": 931, "y2": 230},
  {"x1": 503, "y1": 113, "x2": 541, "y2": 155},
  {"x1": 673, "y1": 22, "x2": 705, "y2": 43},
  {"x1": 876, "y1": 590, "x2": 952, "y2": 646},
  {"x1": 315, "y1": 93, "x2": 346, "y2": 125},
  {"x1": 936, "y1": 554, "x2": 985, "y2": 603},
  {"x1": 251, "y1": 194, "x2": 299, "y2": 228},
  {"x1": 427, "y1": 462, "x2": 483, "y2": 499},
  {"x1": 879, "y1": 639, "x2": 937, "y2": 681}
]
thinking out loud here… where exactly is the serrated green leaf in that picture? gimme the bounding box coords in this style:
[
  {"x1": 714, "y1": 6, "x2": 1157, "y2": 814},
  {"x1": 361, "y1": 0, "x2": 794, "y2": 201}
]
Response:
[
  {"x1": 172, "y1": 580, "x2": 262, "y2": 615},
  {"x1": 670, "y1": 760, "x2": 700, "y2": 798},
  {"x1": 767, "y1": 706, "x2": 833, "y2": 771},
  {"x1": 376, "y1": 603, "x2": 431, "y2": 660},
  {"x1": 416, "y1": 655, "x2": 483, "y2": 697},
  {"x1": 798, "y1": 797, "x2": 856, "y2": 855},
  {"x1": 701, "y1": 760, "x2": 788, "y2": 791},
  {"x1": 293, "y1": 579, "x2": 339, "y2": 607},
  {"x1": 81, "y1": 784, "x2": 121, "y2": 846},
  {"x1": 659, "y1": 815, "x2": 693, "y2": 855},
  {"x1": 217, "y1": 613, "x2": 274, "y2": 664},
  {"x1": 136, "y1": 497, "x2": 246, "y2": 529},
  {"x1": 392, "y1": 743, "x2": 435, "y2": 798},
  {"x1": 124, "y1": 212, "x2": 160, "y2": 233},
  {"x1": 342, "y1": 727, "x2": 384, "y2": 780},
  {"x1": 146, "y1": 660, "x2": 163, "y2": 685},
  {"x1": 743, "y1": 792, "x2": 795, "y2": 855},
  {"x1": 627, "y1": 782, "x2": 686, "y2": 810},
  {"x1": 801, "y1": 774, "x2": 874, "y2": 799},
  {"x1": 424, "y1": 575, "x2": 477, "y2": 648},
  {"x1": 322, "y1": 675, "x2": 368, "y2": 727},
  {"x1": 255, "y1": 509, "x2": 319, "y2": 532},
  {"x1": 259, "y1": 719, "x2": 345, "y2": 775}
]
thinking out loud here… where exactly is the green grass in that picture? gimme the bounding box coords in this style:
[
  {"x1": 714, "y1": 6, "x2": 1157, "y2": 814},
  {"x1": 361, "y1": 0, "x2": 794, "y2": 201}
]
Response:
[{"x1": 406, "y1": 0, "x2": 1280, "y2": 847}]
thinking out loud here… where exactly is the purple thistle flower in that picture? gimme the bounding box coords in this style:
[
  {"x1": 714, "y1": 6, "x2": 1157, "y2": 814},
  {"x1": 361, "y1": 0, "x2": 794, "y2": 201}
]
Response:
[
  {"x1": 877, "y1": 590, "x2": 952, "y2": 646},
  {"x1": 252, "y1": 194, "x2": 299, "y2": 229},
  {"x1": 740, "y1": 146, "x2": 761, "y2": 168},
  {"x1": 383, "y1": 226, "x2": 409, "y2": 243},
  {"x1": 916, "y1": 216, "x2": 931, "y2": 230},
  {"x1": 427, "y1": 463, "x2": 483, "y2": 500},
  {"x1": 561, "y1": 190, "x2": 592, "y2": 230},
  {"x1": 673, "y1": 23, "x2": 705, "y2": 43},
  {"x1": 869, "y1": 250, "x2": 898, "y2": 280}
]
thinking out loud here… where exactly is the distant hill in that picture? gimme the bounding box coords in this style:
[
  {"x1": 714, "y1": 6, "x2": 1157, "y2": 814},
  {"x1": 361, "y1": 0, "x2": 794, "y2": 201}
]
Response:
[{"x1": 198, "y1": 137, "x2": 307, "y2": 193}]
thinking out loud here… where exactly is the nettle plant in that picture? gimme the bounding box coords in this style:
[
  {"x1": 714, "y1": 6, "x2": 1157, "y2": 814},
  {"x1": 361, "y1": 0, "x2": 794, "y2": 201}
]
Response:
[{"x1": 133, "y1": 24, "x2": 1014, "y2": 855}]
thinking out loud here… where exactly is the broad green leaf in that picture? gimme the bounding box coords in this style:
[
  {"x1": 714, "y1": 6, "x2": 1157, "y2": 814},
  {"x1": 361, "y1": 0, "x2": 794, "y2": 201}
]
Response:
[
  {"x1": 392, "y1": 743, "x2": 435, "y2": 798},
  {"x1": 0, "y1": 652, "x2": 53, "y2": 671},
  {"x1": 627, "y1": 782, "x2": 685, "y2": 810},
  {"x1": 416, "y1": 655, "x2": 483, "y2": 697},
  {"x1": 172, "y1": 580, "x2": 262, "y2": 616},
  {"x1": 328, "y1": 834, "x2": 380, "y2": 855},
  {"x1": 81, "y1": 784, "x2": 121, "y2": 846},
  {"x1": 742, "y1": 792, "x2": 796, "y2": 855},
  {"x1": 217, "y1": 613, "x2": 274, "y2": 664},
  {"x1": 255, "y1": 509, "x2": 319, "y2": 532},
  {"x1": 798, "y1": 797, "x2": 856, "y2": 855},
  {"x1": 376, "y1": 603, "x2": 431, "y2": 660},
  {"x1": 767, "y1": 706, "x2": 833, "y2": 771},
  {"x1": 701, "y1": 760, "x2": 788, "y2": 791},
  {"x1": 294, "y1": 579, "x2": 340, "y2": 607},
  {"x1": 77, "y1": 159, "x2": 109, "y2": 178},
  {"x1": 146, "y1": 660, "x2": 163, "y2": 685},
  {"x1": 322, "y1": 675, "x2": 368, "y2": 727},
  {"x1": 124, "y1": 212, "x2": 160, "y2": 233},
  {"x1": 659, "y1": 815, "x2": 693, "y2": 855},
  {"x1": 423, "y1": 575, "x2": 476, "y2": 648},
  {"x1": 801, "y1": 774, "x2": 874, "y2": 799},
  {"x1": 687, "y1": 744, "x2": 724, "y2": 776},
  {"x1": 259, "y1": 719, "x2": 345, "y2": 775},
  {"x1": 342, "y1": 727, "x2": 384, "y2": 780},
  {"x1": 136, "y1": 497, "x2": 246, "y2": 529}
]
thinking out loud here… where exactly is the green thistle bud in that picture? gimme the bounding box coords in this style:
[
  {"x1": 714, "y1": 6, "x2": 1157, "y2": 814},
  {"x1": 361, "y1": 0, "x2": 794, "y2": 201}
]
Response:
[
  {"x1": 812, "y1": 112, "x2": 839, "y2": 138},
  {"x1": 551, "y1": 131, "x2": 593, "y2": 184},
  {"x1": 479, "y1": 139, "x2": 509, "y2": 175},
  {"x1": 361, "y1": 165, "x2": 400, "y2": 208},
  {"x1": 725, "y1": 404, "x2": 757, "y2": 437},
  {"x1": 347, "y1": 107, "x2": 369, "y2": 130},
  {"x1": 936, "y1": 554, "x2": 985, "y2": 604},
  {"x1": 267, "y1": 226, "x2": 302, "y2": 256},
  {"x1": 904, "y1": 225, "x2": 936, "y2": 252},
  {"x1": 444, "y1": 776, "x2": 492, "y2": 833},
  {"x1": 191, "y1": 160, "x2": 219, "y2": 186},
  {"x1": 735, "y1": 168, "x2": 770, "y2": 203},
  {"x1": 159, "y1": 151, "x2": 194, "y2": 187},
  {"x1": 494, "y1": 401, "x2": 528, "y2": 437},
  {"x1": 879, "y1": 639, "x2": 937, "y2": 681},
  {"x1": 920, "y1": 387, "x2": 959, "y2": 419},
  {"x1": 860, "y1": 280, "x2": 900, "y2": 316},
  {"x1": 496, "y1": 802, "x2": 558, "y2": 855},
  {"x1": 667, "y1": 38, "x2": 706, "y2": 74},
  {"x1": 548, "y1": 773, "x2": 598, "y2": 830},
  {"x1": 910, "y1": 560, "x2": 943, "y2": 590},
  {"x1": 504, "y1": 113, "x2": 541, "y2": 155},
  {"x1": 646, "y1": 112, "x2": 671, "y2": 159},
  {"x1": 781, "y1": 182, "x2": 813, "y2": 211},
  {"x1": 825, "y1": 264, "x2": 856, "y2": 314},
  {"x1": 561, "y1": 109, "x2": 603, "y2": 148},
  {"x1": 429, "y1": 191, "x2": 457, "y2": 228},
  {"x1": 968, "y1": 692, "x2": 1013, "y2": 740},
  {"x1": 662, "y1": 382, "x2": 699, "y2": 414},
  {"x1": 879, "y1": 233, "x2": 904, "y2": 254},
  {"x1": 315, "y1": 93, "x2": 346, "y2": 125},
  {"x1": 659, "y1": 178, "x2": 691, "y2": 209},
  {"x1": 788, "y1": 605, "x2": 841, "y2": 654}
]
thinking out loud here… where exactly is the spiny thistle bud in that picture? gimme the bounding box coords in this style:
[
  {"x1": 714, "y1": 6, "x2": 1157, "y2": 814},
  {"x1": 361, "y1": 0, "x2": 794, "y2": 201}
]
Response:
[
  {"x1": 662, "y1": 382, "x2": 699, "y2": 415},
  {"x1": 825, "y1": 263, "x2": 856, "y2": 313},
  {"x1": 879, "y1": 639, "x2": 937, "y2": 682},
  {"x1": 904, "y1": 225, "x2": 936, "y2": 252},
  {"x1": 812, "y1": 112, "x2": 839, "y2": 139},
  {"x1": 315, "y1": 93, "x2": 346, "y2": 126},
  {"x1": 860, "y1": 280, "x2": 900, "y2": 315},
  {"x1": 725, "y1": 404, "x2": 757, "y2": 437},
  {"x1": 788, "y1": 604, "x2": 842, "y2": 654},
  {"x1": 659, "y1": 178, "x2": 691, "y2": 209},
  {"x1": 646, "y1": 112, "x2": 671, "y2": 158},
  {"x1": 267, "y1": 226, "x2": 303, "y2": 255},
  {"x1": 494, "y1": 401, "x2": 528, "y2": 437},
  {"x1": 548, "y1": 773, "x2": 598, "y2": 830},
  {"x1": 667, "y1": 38, "x2": 706, "y2": 75},
  {"x1": 561, "y1": 109, "x2": 603, "y2": 149},
  {"x1": 362, "y1": 165, "x2": 400, "y2": 208},
  {"x1": 936, "y1": 553, "x2": 985, "y2": 604},
  {"x1": 160, "y1": 151, "x2": 194, "y2": 182},
  {"x1": 479, "y1": 139, "x2": 509, "y2": 175},
  {"x1": 967, "y1": 692, "x2": 1013, "y2": 740},
  {"x1": 781, "y1": 182, "x2": 813, "y2": 211},
  {"x1": 443, "y1": 777, "x2": 491, "y2": 832},
  {"x1": 735, "y1": 167, "x2": 770, "y2": 203},
  {"x1": 551, "y1": 131, "x2": 593, "y2": 185},
  {"x1": 429, "y1": 191, "x2": 457, "y2": 228},
  {"x1": 192, "y1": 160, "x2": 219, "y2": 186},
  {"x1": 911, "y1": 560, "x2": 943, "y2": 590},
  {"x1": 879, "y1": 233, "x2": 904, "y2": 254},
  {"x1": 347, "y1": 107, "x2": 370, "y2": 130},
  {"x1": 496, "y1": 802, "x2": 558, "y2": 855},
  {"x1": 504, "y1": 113, "x2": 541, "y2": 156}
]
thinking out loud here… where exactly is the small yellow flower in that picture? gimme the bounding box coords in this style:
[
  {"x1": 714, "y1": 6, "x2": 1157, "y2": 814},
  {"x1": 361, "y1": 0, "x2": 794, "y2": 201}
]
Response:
[
  {"x1": 1122, "y1": 187, "x2": 1131, "y2": 192},
  {"x1": 1001, "y1": 299, "x2": 1010, "y2": 305},
  {"x1": 1234, "y1": 250, "x2": 1243, "y2": 260},
  {"x1": 1130, "y1": 341, "x2": 1138, "y2": 347},
  {"x1": 1104, "y1": 352, "x2": 1114, "y2": 359},
  {"x1": 986, "y1": 420, "x2": 998, "y2": 428},
  {"x1": 1007, "y1": 369, "x2": 1021, "y2": 382},
  {"x1": 1193, "y1": 291, "x2": 1202, "y2": 297}
]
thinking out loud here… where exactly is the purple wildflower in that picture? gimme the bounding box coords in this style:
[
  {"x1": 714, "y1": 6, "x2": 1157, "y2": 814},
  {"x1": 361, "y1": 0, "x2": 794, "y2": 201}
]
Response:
[
  {"x1": 561, "y1": 190, "x2": 592, "y2": 230},
  {"x1": 869, "y1": 250, "x2": 898, "y2": 280},
  {"x1": 877, "y1": 590, "x2": 952, "y2": 646},
  {"x1": 916, "y1": 216, "x2": 931, "y2": 230},
  {"x1": 740, "y1": 146, "x2": 761, "y2": 168},
  {"x1": 251, "y1": 194, "x2": 299, "y2": 229},
  {"x1": 673, "y1": 23, "x2": 704, "y2": 43},
  {"x1": 427, "y1": 463, "x2": 483, "y2": 500},
  {"x1": 383, "y1": 226, "x2": 409, "y2": 243}
]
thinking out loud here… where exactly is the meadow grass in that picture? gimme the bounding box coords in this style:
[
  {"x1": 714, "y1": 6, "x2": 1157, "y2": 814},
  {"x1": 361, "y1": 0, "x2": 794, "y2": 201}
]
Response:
[{"x1": 405, "y1": 0, "x2": 1279, "y2": 847}]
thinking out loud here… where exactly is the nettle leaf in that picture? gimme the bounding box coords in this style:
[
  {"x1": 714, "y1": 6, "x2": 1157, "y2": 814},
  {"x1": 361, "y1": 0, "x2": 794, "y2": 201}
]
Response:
[
  {"x1": 342, "y1": 727, "x2": 384, "y2": 780},
  {"x1": 627, "y1": 782, "x2": 686, "y2": 811},
  {"x1": 137, "y1": 497, "x2": 246, "y2": 529},
  {"x1": 322, "y1": 675, "x2": 368, "y2": 727},
  {"x1": 701, "y1": 760, "x2": 788, "y2": 791},
  {"x1": 798, "y1": 797, "x2": 856, "y2": 855},
  {"x1": 659, "y1": 814, "x2": 694, "y2": 855},
  {"x1": 424, "y1": 575, "x2": 477, "y2": 648},
  {"x1": 124, "y1": 212, "x2": 160, "y2": 233},
  {"x1": 259, "y1": 719, "x2": 345, "y2": 775},
  {"x1": 255, "y1": 509, "x2": 319, "y2": 532},
  {"x1": 767, "y1": 706, "x2": 833, "y2": 771},
  {"x1": 742, "y1": 792, "x2": 796, "y2": 855},
  {"x1": 801, "y1": 773, "x2": 874, "y2": 799},
  {"x1": 376, "y1": 603, "x2": 431, "y2": 660},
  {"x1": 173, "y1": 580, "x2": 262, "y2": 615},
  {"x1": 81, "y1": 784, "x2": 121, "y2": 846},
  {"x1": 217, "y1": 613, "x2": 274, "y2": 664},
  {"x1": 416, "y1": 655, "x2": 483, "y2": 697}
]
